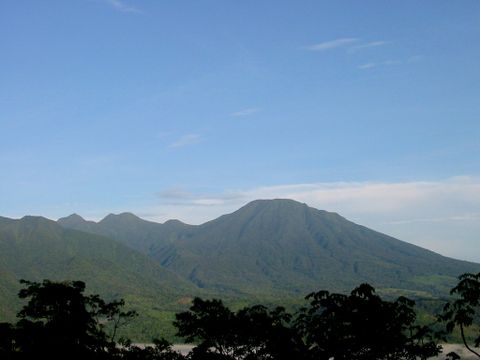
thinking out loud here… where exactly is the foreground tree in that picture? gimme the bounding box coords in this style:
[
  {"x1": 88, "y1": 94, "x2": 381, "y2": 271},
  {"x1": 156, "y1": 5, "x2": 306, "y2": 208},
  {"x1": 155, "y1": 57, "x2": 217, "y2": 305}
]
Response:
[
  {"x1": 295, "y1": 283, "x2": 441, "y2": 360},
  {"x1": 0, "y1": 279, "x2": 454, "y2": 360},
  {"x1": 3, "y1": 280, "x2": 136, "y2": 359},
  {"x1": 440, "y1": 272, "x2": 480, "y2": 358},
  {"x1": 0, "y1": 322, "x2": 17, "y2": 359},
  {"x1": 175, "y1": 285, "x2": 442, "y2": 360},
  {"x1": 174, "y1": 298, "x2": 306, "y2": 359},
  {"x1": 0, "y1": 279, "x2": 180, "y2": 360}
]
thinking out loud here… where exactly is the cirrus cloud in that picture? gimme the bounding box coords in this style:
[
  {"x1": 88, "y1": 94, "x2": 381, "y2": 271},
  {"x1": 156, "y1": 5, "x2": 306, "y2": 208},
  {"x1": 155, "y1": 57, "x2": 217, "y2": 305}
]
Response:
[
  {"x1": 168, "y1": 134, "x2": 203, "y2": 148},
  {"x1": 105, "y1": 0, "x2": 141, "y2": 13},
  {"x1": 229, "y1": 108, "x2": 261, "y2": 117},
  {"x1": 304, "y1": 38, "x2": 358, "y2": 51}
]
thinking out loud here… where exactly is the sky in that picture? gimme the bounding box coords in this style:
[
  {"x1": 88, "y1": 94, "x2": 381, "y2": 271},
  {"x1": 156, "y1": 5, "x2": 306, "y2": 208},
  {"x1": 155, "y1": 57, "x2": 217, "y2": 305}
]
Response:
[{"x1": 1, "y1": 1, "x2": 479, "y2": 261}]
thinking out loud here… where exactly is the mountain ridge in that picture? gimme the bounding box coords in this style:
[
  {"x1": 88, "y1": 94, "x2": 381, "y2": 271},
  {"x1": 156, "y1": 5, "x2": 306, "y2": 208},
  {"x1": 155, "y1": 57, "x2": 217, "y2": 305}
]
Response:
[
  {"x1": 56, "y1": 199, "x2": 480, "y2": 297},
  {"x1": 3, "y1": 199, "x2": 480, "y2": 338},
  {"x1": 0, "y1": 215, "x2": 203, "y2": 339}
]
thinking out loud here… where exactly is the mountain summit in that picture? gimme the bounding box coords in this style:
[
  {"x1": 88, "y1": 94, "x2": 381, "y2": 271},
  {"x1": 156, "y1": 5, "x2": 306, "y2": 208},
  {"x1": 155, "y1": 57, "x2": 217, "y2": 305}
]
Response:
[{"x1": 58, "y1": 199, "x2": 480, "y2": 297}]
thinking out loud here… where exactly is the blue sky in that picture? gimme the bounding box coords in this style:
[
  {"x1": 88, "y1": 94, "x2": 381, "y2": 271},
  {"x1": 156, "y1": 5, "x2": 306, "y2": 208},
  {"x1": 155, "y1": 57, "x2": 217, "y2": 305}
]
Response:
[{"x1": 1, "y1": 1, "x2": 480, "y2": 260}]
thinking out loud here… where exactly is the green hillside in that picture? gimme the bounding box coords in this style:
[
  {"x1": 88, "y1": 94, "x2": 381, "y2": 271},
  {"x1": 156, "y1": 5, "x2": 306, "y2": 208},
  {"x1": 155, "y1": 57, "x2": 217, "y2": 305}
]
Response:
[
  {"x1": 150, "y1": 199, "x2": 480, "y2": 297},
  {"x1": 58, "y1": 212, "x2": 190, "y2": 254},
  {"x1": 0, "y1": 216, "x2": 202, "y2": 340},
  {"x1": 4, "y1": 200, "x2": 480, "y2": 340},
  {"x1": 58, "y1": 199, "x2": 480, "y2": 298}
]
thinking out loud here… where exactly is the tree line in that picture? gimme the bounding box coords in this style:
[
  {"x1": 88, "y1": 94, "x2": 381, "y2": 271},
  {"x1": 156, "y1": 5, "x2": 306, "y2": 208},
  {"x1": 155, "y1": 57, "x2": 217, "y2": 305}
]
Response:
[{"x1": 1, "y1": 273, "x2": 479, "y2": 360}]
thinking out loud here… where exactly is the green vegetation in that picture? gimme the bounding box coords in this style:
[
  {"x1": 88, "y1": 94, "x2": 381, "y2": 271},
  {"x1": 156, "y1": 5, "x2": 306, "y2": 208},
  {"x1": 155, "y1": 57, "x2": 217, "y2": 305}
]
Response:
[
  {"x1": 59, "y1": 199, "x2": 480, "y2": 298},
  {"x1": 2, "y1": 199, "x2": 480, "y2": 342},
  {"x1": 0, "y1": 280, "x2": 183, "y2": 360},
  {"x1": 5, "y1": 275, "x2": 480, "y2": 359},
  {"x1": 440, "y1": 272, "x2": 480, "y2": 358},
  {"x1": 0, "y1": 216, "x2": 205, "y2": 340},
  {"x1": 174, "y1": 283, "x2": 443, "y2": 359}
]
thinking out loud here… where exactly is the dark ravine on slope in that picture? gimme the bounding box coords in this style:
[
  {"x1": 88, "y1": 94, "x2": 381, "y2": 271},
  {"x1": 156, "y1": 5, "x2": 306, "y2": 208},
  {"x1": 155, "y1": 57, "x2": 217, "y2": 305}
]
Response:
[{"x1": 58, "y1": 199, "x2": 480, "y2": 298}]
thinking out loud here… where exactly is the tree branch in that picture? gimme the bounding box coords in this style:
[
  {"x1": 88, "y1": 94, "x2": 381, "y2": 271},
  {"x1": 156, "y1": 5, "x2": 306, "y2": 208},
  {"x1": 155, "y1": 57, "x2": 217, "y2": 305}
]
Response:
[{"x1": 460, "y1": 323, "x2": 480, "y2": 358}]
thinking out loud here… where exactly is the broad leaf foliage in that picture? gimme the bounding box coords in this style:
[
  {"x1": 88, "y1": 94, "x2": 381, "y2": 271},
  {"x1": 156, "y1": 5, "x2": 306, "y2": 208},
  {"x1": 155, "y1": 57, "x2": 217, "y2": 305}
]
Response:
[{"x1": 2, "y1": 274, "x2": 480, "y2": 359}]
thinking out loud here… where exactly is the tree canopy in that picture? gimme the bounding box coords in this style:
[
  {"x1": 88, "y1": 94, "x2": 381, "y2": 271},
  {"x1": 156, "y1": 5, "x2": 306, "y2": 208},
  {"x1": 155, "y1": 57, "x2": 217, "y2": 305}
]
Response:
[
  {"x1": 174, "y1": 298, "x2": 305, "y2": 359},
  {"x1": 295, "y1": 283, "x2": 440, "y2": 360},
  {"x1": 173, "y1": 284, "x2": 441, "y2": 360},
  {"x1": 0, "y1": 279, "x2": 180, "y2": 360},
  {"x1": 440, "y1": 272, "x2": 480, "y2": 358},
  {"x1": 2, "y1": 274, "x2": 480, "y2": 359}
]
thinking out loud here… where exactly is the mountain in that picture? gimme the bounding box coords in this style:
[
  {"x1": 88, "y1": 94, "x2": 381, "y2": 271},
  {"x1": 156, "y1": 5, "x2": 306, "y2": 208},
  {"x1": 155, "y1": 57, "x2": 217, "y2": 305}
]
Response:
[
  {"x1": 58, "y1": 212, "x2": 191, "y2": 254},
  {"x1": 0, "y1": 215, "x2": 201, "y2": 339},
  {"x1": 4, "y1": 200, "x2": 480, "y2": 339},
  {"x1": 58, "y1": 199, "x2": 480, "y2": 298}
]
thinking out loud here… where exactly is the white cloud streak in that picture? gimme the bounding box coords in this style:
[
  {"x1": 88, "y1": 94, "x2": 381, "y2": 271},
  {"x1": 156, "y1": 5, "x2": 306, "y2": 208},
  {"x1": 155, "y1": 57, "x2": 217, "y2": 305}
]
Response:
[
  {"x1": 153, "y1": 176, "x2": 480, "y2": 219},
  {"x1": 383, "y1": 213, "x2": 480, "y2": 225},
  {"x1": 229, "y1": 108, "x2": 261, "y2": 117},
  {"x1": 358, "y1": 60, "x2": 401, "y2": 70},
  {"x1": 305, "y1": 38, "x2": 358, "y2": 51},
  {"x1": 105, "y1": 0, "x2": 141, "y2": 13},
  {"x1": 349, "y1": 41, "x2": 389, "y2": 52},
  {"x1": 168, "y1": 134, "x2": 203, "y2": 148},
  {"x1": 358, "y1": 62, "x2": 377, "y2": 70}
]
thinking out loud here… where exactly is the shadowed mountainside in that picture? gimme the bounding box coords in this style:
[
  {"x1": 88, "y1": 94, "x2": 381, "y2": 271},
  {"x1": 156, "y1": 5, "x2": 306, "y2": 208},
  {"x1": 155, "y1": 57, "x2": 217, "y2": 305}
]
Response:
[
  {"x1": 58, "y1": 199, "x2": 480, "y2": 297},
  {"x1": 0, "y1": 215, "x2": 201, "y2": 338}
]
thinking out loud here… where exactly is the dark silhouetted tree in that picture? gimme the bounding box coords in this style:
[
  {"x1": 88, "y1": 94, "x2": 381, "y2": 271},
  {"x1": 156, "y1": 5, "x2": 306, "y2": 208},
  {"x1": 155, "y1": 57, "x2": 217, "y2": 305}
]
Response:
[
  {"x1": 174, "y1": 298, "x2": 306, "y2": 359},
  {"x1": 0, "y1": 279, "x2": 186, "y2": 360},
  {"x1": 0, "y1": 322, "x2": 17, "y2": 359},
  {"x1": 295, "y1": 283, "x2": 441, "y2": 360},
  {"x1": 14, "y1": 279, "x2": 136, "y2": 359},
  {"x1": 234, "y1": 304, "x2": 306, "y2": 360},
  {"x1": 175, "y1": 298, "x2": 235, "y2": 358},
  {"x1": 440, "y1": 272, "x2": 480, "y2": 358},
  {"x1": 2, "y1": 279, "x2": 449, "y2": 359}
]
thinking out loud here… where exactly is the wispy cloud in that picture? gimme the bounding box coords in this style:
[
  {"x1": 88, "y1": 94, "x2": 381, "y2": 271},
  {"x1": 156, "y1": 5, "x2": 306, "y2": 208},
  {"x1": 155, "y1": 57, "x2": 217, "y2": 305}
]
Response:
[
  {"x1": 358, "y1": 62, "x2": 377, "y2": 70},
  {"x1": 349, "y1": 40, "x2": 390, "y2": 52},
  {"x1": 169, "y1": 134, "x2": 203, "y2": 148},
  {"x1": 304, "y1": 38, "x2": 417, "y2": 73},
  {"x1": 304, "y1": 38, "x2": 358, "y2": 51},
  {"x1": 383, "y1": 213, "x2": 480, "y2": 225},
  {"x1": 152, "y1": 176, "x2": 480, "y2": 219},
  {"x1": 105, "y1": 0, "x2": 141, "y2": 13},
  {"x1": 157, "y1": 187, "x2": 244, "y2": 205},
  {"x1": 157, "y1": 188, "x2": 195, "y2": 200},
  {"x1": 358, "y1": 60, "x2": 401, "y2": 70},
  {"x1": 229, "y1": 108, "x2": 261, "y2": 117}
]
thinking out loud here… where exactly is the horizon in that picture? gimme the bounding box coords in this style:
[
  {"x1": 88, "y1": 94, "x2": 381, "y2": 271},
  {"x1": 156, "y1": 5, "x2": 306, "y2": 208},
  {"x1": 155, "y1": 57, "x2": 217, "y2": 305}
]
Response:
[
  {"x1": 1, "y1": 1, "x2": 479, "y2": 261},
  {"x1": 4, "y1": 196, "x2": 479, "y2": 264}
]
